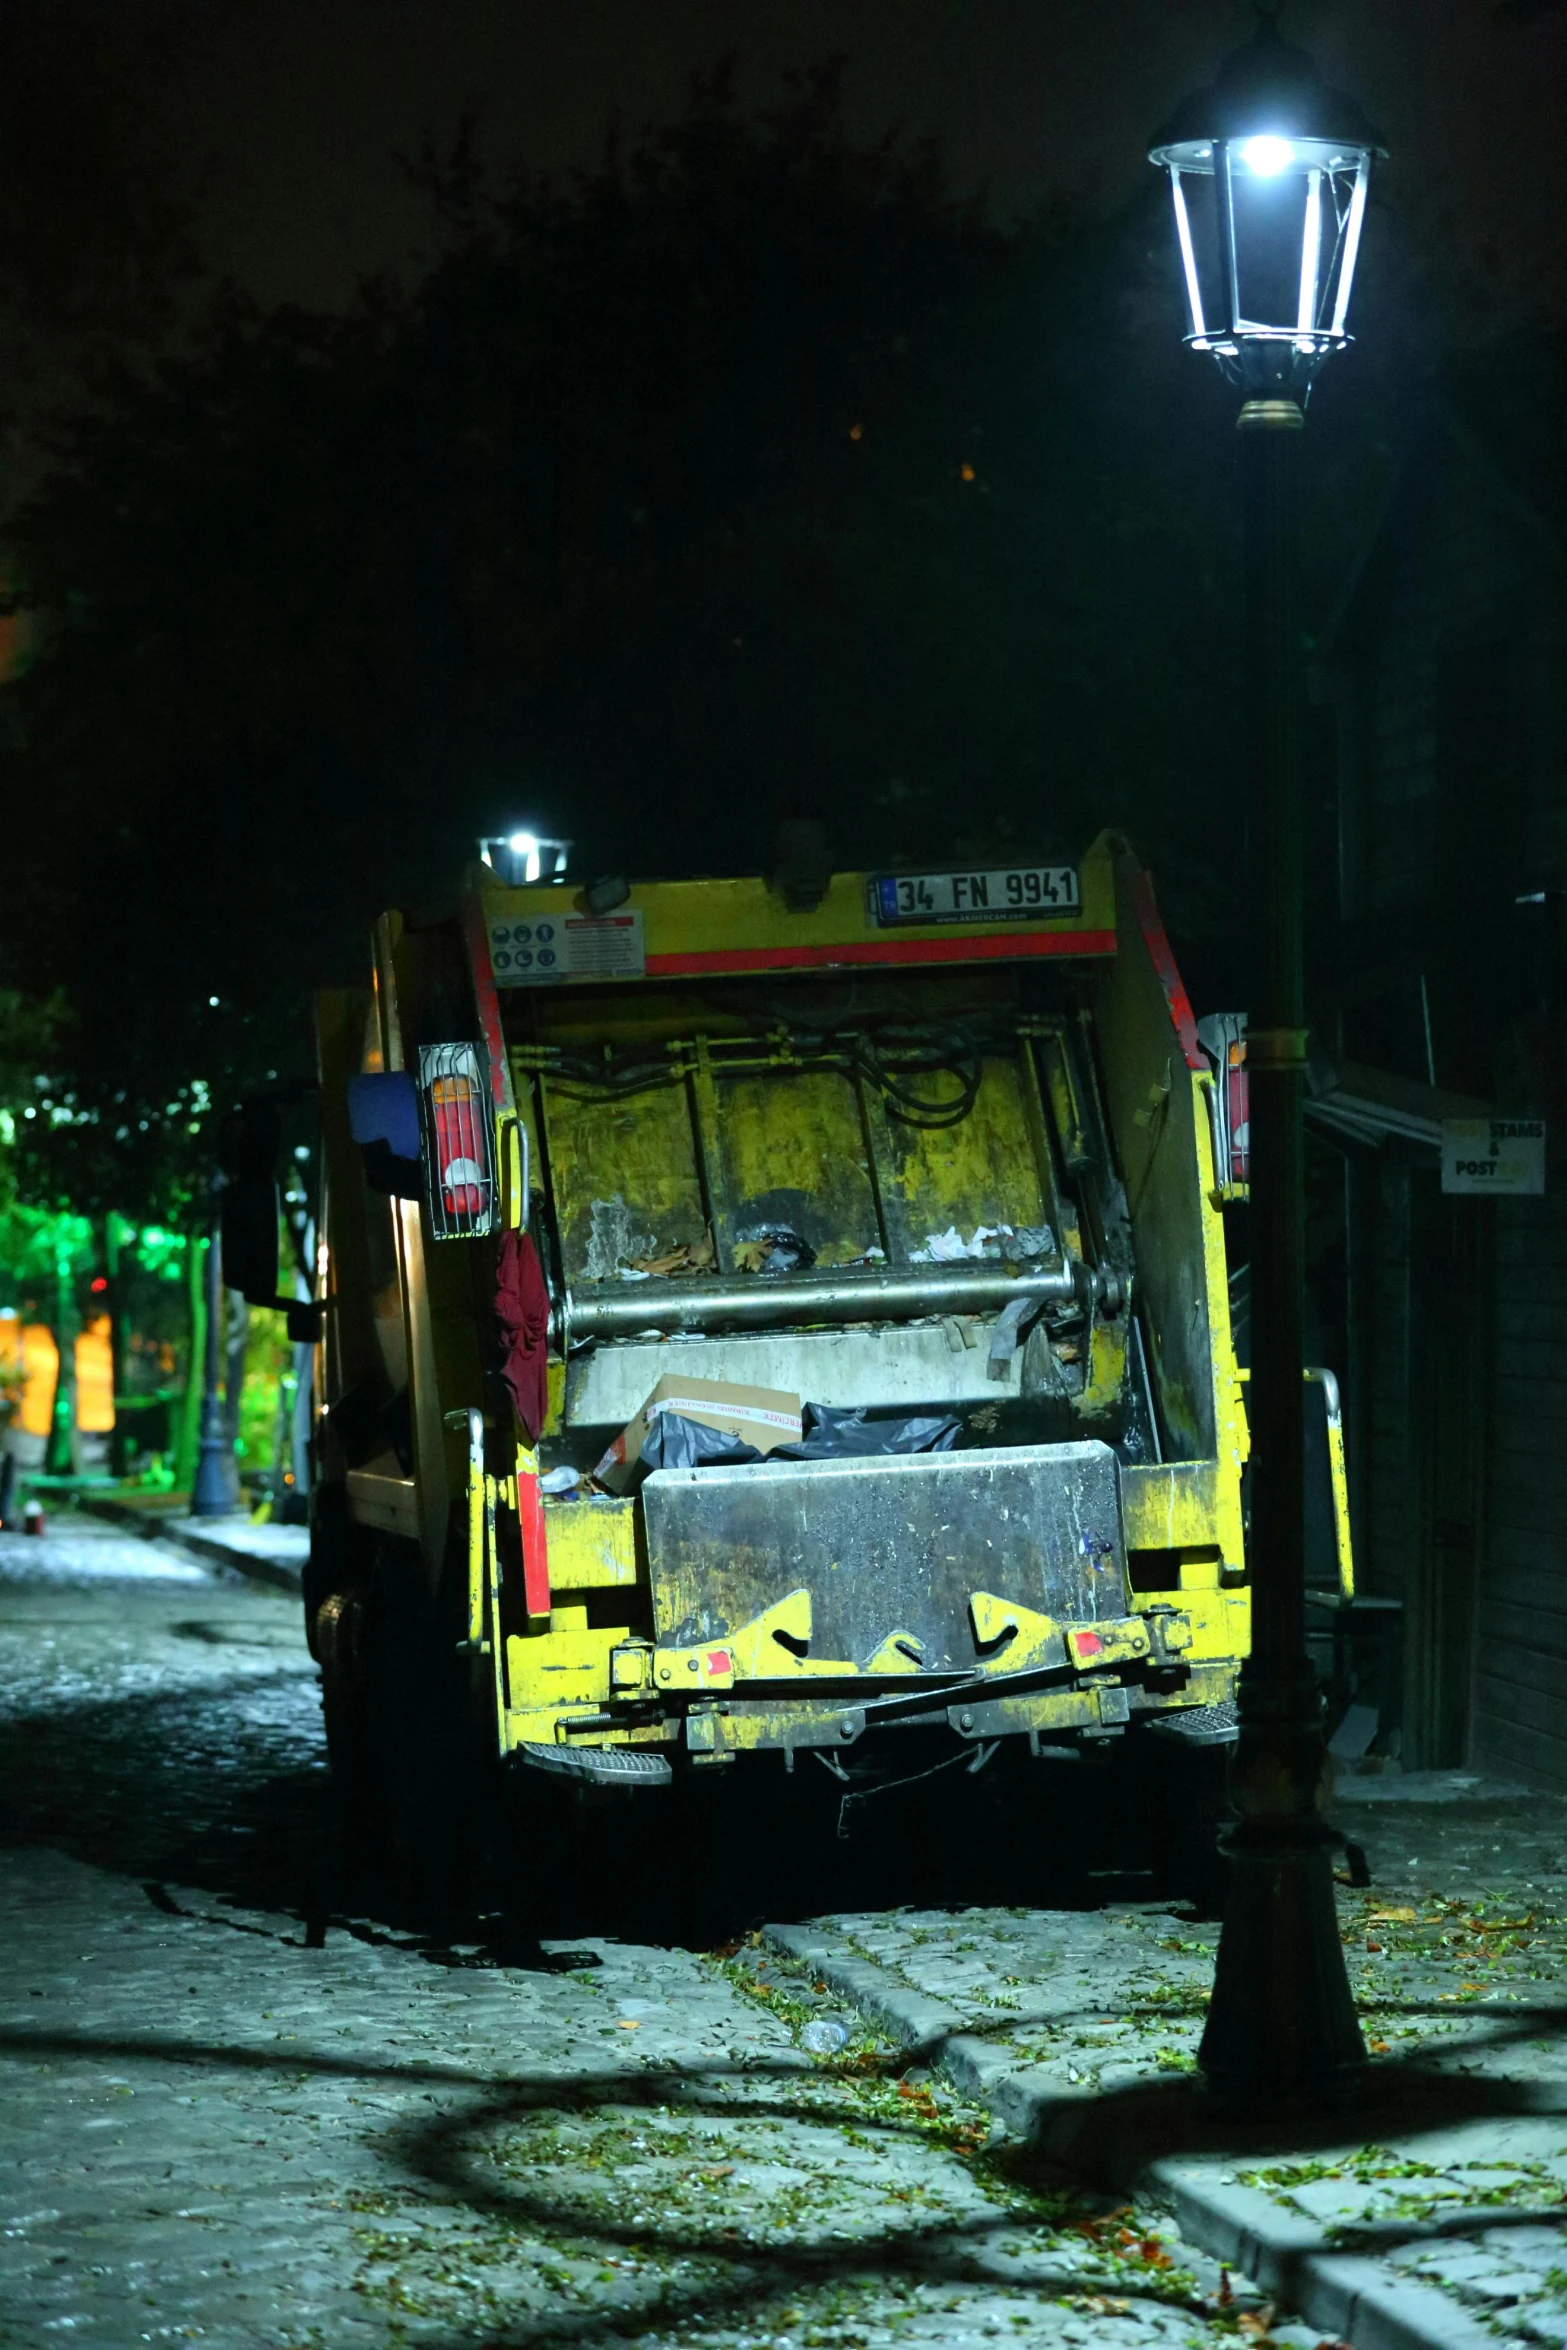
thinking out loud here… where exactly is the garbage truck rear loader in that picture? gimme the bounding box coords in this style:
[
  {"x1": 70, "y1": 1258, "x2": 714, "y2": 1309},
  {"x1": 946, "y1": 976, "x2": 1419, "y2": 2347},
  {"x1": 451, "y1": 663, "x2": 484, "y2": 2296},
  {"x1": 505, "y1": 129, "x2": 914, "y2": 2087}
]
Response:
[{"x1": 306, "y1": 834, "x2": 1299, "y2": 1882}]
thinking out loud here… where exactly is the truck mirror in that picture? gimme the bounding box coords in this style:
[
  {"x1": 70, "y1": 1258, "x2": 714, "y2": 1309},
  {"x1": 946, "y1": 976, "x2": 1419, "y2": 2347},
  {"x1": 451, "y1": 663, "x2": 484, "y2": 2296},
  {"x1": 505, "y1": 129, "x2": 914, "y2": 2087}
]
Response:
[{"x1": 219, "y1": 1173, "x2": 281, "y2": 1306}]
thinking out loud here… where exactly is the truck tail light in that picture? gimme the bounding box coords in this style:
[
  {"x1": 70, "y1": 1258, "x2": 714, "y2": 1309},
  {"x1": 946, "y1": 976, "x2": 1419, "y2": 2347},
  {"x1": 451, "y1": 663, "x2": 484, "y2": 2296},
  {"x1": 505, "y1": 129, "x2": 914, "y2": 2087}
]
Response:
[{"x1": 418, "y1": 1043, "x2": 499, "y2": 1238}]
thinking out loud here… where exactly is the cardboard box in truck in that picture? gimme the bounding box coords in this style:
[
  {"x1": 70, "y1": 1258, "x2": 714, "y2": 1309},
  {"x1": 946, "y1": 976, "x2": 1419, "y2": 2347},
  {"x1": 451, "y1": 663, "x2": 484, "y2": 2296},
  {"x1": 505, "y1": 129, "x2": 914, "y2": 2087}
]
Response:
[{"x1": 592, "y1": 1374, "x2": 802, "y2": 1494}]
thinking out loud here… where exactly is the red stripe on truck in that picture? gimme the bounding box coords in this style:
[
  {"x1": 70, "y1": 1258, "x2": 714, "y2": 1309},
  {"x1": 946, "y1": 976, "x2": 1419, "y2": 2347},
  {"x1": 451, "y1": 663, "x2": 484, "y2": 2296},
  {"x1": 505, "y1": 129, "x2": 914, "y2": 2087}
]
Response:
[
  {"x1": 1122, "y1": 861, "x2": 1205, "y2": 1072},
  {"x1": 645, "y1": 929, "x2": 1117, "y2": 978},
  {"x1": 462, "y1": 894, "x2": 516, "y2": 1112}
]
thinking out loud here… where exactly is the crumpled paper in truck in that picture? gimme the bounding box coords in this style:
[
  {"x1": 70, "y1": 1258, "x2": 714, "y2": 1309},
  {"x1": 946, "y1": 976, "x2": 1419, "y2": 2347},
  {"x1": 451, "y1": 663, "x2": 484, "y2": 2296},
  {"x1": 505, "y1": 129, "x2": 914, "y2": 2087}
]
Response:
[{"x1": 912, "y1": 1223, "x2": 1055, "y2": 1263}]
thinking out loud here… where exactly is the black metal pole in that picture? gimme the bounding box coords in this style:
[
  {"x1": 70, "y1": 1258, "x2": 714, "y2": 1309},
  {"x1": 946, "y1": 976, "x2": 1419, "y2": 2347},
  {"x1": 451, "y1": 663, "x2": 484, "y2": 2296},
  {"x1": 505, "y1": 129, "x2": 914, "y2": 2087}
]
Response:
[
  {"x1": 191, "y1": 1189, "x2": 237, "y2": 1517},
  {"x1": 1198, "y1": 394, "x2": 1366, "y2": 2112}
]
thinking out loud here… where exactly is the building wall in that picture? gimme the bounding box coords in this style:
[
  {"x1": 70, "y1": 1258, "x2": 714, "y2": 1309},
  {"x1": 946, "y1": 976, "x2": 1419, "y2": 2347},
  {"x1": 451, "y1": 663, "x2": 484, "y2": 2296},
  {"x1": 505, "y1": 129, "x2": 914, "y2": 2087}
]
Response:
[
  {"x1": 1332, "y1": 413, "x2": 1565, "y2": 1784},
  {"x1": 1474, "y1": 1193, "x2": 1567, "y2": 1787},
  {"x1": 1343, "y1": 434, "x2": 1558, "y2": 928}
]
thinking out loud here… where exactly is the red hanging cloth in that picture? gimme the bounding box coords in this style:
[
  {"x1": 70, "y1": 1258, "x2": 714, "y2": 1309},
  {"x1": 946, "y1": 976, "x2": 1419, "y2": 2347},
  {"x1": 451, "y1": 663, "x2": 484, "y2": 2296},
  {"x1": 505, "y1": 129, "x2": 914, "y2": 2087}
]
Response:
[{"x1": 495, "y1": 1228, "x2": 550, "y2": 1443}]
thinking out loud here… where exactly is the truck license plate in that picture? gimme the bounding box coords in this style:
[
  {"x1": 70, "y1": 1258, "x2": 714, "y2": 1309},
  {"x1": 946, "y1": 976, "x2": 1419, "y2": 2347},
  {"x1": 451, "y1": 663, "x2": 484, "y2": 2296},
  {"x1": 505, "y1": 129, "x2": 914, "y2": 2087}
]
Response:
[{"x1": 868, "y1": 867, "x2": 1080, "y2": 926}]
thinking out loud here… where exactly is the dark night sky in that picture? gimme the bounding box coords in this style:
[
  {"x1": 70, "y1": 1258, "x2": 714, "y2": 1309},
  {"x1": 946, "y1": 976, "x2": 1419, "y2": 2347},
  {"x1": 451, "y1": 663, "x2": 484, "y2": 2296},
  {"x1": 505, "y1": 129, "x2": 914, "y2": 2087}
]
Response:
[{"x1": 154, "y1": 0, "x2": 1566, "y2": 308}]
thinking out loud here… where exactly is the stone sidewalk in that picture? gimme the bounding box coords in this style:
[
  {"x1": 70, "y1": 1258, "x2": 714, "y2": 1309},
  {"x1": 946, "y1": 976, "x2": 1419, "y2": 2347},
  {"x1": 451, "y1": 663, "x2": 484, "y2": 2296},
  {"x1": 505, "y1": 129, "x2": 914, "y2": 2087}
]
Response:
[
  {"x1": 79, "y1": 1484, "x2": 309, "y2": 1589},
  {"x1": 761, "y1": 1774, "x2": 1567, "y2": 2350}
]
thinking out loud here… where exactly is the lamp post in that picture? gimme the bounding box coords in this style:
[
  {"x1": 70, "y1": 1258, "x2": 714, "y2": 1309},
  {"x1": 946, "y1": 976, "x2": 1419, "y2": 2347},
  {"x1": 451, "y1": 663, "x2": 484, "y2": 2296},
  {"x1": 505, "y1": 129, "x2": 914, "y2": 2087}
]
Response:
[
  {"x1": 1149, "y1": 6, "x2": 1385, "y2": 2112},
  {"x1": 191, "y1": 1182, "x2": 239, "y2": 1517}
]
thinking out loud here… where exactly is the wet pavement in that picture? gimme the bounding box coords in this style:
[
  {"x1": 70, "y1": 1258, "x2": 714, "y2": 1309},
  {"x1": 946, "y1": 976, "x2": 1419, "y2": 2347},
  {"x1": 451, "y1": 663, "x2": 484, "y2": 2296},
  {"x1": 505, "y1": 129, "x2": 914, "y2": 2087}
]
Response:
[{"x1": 0, "y1": 1514, "x2": 1280, "y2": 2350}]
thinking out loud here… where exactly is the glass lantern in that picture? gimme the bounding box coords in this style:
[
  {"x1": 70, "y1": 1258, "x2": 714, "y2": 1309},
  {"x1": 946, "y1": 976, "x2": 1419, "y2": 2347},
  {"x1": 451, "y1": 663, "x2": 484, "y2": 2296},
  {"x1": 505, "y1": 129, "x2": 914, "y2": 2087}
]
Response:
[{"x1": 1149, "y1": 12, "x2": 1385, "y2": 398}]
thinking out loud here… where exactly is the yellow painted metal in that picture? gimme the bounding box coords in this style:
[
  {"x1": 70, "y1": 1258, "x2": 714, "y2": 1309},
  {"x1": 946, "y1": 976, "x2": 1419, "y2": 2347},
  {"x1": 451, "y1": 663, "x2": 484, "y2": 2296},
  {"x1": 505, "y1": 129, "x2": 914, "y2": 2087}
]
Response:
[
  {"x1": 1037, "y1": 1028, "x2": 1090, "y2": 1176},
  {"x1": 543, "y1": 1494, "x2": 638, "y2": 1589},
  {"x1": 484, "y1": 1472, "x2": 507, "y2": 1738},
  {"x1": 527, "y1": 1029, "x2": 1066, "y2": 1283},
  {"x1": 968, "y1": 1591, "x2": 1061, "y2": 1674},
  {"x1": 1066, "y1": 1616, "x2": 1152, "y2": 1669},
  {"x1": 882, "y1": 1056, "x2": 1051, "y2": 1252},
  {"x1": 505, "y1": 1615, "x2": 631, "y2": 1713},
  {"x1": 480, "y1": 837, "x2": 1118, "y2": 972},
  {"x1": 1091, "y1": 853, "x2": 1248, "y2": 1507},
  {"x1": 726, "y1": 1589, "x2": 816, "y2": 1676},
  {"x1": 1122, "y1": 1461, "x2": 1239, "y2": 1561},
  {"x1": 465, "y1": 1417, "x2": 485, "y2": 1651},
  {"x1": 718, "y1": 1068, "x2": 879, "y2": 1264},
  {"x1": 1072, "y1": 1317, "x2": 1129, "y2": 1431},
  {"x1": 1135, "y1": 1583, "x2": 1252, "y2": 1664},
  {"x1": 862, "y1": 1628, "x2": 938, "y2": 1675},
  {"x1": 499, "y1": 1112, "x2": 526, "y2": 1230},
  {"x1": 544, "y1": 1072, "x2": 707, "y2": 1282},
  {"x1": 1307, "y1": 1365, "x2": 1356, "y2": 1601},
  {"x1": 650, "y1": 1589, "x2": 867, "y2": 1688},
  {"x1": 503, "y1": 1711, "x2": 674, "y2": 1751}
]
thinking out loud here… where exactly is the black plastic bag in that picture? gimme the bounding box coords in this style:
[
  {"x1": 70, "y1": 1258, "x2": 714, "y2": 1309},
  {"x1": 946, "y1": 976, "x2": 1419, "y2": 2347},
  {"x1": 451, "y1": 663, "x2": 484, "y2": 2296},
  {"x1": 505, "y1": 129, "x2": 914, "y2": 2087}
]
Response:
[
  {"x1": 638, "y1": 1413, "x2": 764, "y2": 1472},
  {"x1": 638, "y1": 1401, "x2": 961, "y2": 1476},
  {"x1": 776, "y1": 1403, "x2": 961, "y2": 1459}
]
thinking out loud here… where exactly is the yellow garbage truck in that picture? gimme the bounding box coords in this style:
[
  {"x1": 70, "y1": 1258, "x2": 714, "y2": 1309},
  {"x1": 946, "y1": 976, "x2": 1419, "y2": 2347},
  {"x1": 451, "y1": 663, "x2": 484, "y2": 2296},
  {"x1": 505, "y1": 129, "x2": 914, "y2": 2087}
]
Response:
[{"x1": 291, "y1": 829, "x2": 1282, "y2": 1860}]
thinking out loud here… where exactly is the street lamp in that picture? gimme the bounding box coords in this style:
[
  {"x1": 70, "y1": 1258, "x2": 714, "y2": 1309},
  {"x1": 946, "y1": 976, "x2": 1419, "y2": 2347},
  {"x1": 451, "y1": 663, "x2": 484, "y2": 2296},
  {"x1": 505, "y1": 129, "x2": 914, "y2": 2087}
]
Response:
[
  {"x1": 190, "y1": 1180, "x2": 239, "y2": 1517},
  {"x1": 1149, "y1": 7, "x2": 1385, "y2": 2114}
]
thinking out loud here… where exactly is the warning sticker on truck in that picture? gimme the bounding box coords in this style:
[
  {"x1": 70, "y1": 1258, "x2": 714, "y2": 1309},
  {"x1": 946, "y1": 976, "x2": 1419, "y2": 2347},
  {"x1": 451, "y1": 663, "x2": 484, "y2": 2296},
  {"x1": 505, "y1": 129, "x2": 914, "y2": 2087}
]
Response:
[
  {"x1": 1441, "y1": 1117, "x2": 1546, "y2": 1195},
  {"x1": 488, "y1": 911, "x2": 646, "y2": 986}
]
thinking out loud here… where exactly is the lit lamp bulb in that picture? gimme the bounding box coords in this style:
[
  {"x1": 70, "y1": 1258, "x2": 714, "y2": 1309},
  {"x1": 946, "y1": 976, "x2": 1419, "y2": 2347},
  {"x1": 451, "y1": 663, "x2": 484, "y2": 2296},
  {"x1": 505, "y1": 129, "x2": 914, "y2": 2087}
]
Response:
[{"x1": 1240, "y1": 133, "x2": 1294, "y2": 175}]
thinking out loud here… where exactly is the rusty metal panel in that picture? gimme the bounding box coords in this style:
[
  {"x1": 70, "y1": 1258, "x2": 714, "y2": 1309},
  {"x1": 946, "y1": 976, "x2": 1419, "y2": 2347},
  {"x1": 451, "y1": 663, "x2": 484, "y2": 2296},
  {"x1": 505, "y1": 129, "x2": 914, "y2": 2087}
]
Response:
[
  {"x1": 883, "y1": 1054, "x2": 1052, "y2": 1255},
  {"x1": 641, "y1": 1440, "x2": 1127, "y2": 1672},
  {"x1": 716, "y1": 1068, "x2": 880, "y2": 1267},
  {"x1": 543, "y1": 1078, "x2": 707, "y2": 1284}
]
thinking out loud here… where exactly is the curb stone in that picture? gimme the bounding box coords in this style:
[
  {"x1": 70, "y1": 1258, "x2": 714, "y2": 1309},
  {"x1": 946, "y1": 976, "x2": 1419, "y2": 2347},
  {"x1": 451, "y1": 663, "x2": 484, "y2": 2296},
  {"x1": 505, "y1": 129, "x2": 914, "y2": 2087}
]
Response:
[
  {"x1": 763, "y1": 1920, "x2": 1501, "y2": 2350},
  {"x1": 78, "y1": 1493, "x2": 307, "y2": 1593},
  {"x1": 1154, "y1": 2167, "x2": 1501, "y2": 2350}
]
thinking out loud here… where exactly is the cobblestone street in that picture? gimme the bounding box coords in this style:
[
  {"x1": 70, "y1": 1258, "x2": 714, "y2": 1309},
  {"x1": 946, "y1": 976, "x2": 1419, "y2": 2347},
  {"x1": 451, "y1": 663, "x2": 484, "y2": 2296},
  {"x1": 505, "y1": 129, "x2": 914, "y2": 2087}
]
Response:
[
  {"x1": 0, "y1": 1515, "x2": 1282, "y2": 2350},
  {"x1": 8, "y1": 1516, "x2": 1567, "y2": 2350}
]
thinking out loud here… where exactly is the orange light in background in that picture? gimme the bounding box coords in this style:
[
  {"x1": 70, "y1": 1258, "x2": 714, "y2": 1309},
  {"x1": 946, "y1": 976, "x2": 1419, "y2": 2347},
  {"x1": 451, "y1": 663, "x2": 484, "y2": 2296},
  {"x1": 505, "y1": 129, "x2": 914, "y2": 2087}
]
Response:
[
  {"x1": 848, "y1": 423, "x2": 864, "y2": 441},
  {"x1": 75, "y1": 1316, "x2": 115, "y2": 1434},
  {"x1": 17, "y1": 1325, "x2": 58, "y2": 1437},
  {"x1": 959, "y1": 462, "x2": 976, "y2": 482}
]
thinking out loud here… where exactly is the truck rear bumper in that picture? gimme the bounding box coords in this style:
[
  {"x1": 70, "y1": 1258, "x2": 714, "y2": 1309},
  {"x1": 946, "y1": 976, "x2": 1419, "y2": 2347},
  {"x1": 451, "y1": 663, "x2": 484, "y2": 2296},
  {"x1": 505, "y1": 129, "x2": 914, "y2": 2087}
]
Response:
[{"x1": 641, "y1": 1438, "x2": 1130, "y2": 1676}]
